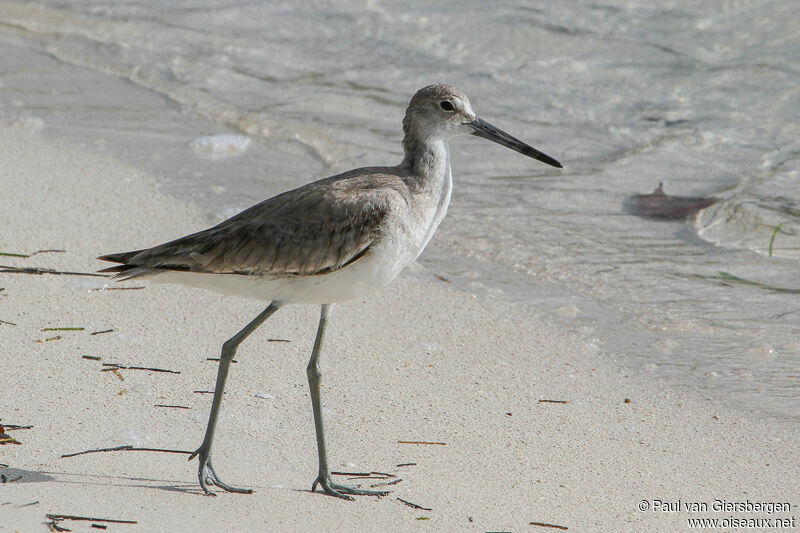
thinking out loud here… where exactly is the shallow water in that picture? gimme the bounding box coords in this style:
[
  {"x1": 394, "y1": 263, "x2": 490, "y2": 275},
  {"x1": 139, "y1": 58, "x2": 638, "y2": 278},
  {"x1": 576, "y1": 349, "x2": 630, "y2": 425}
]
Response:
[{"x1": 1, "y1": 0, "x2": 798, "y2": 419}]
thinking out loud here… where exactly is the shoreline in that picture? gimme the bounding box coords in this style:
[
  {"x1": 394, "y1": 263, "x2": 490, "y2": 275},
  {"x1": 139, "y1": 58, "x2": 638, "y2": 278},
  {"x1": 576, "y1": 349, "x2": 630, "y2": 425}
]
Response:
[{"x1": 2, "y1": 126, "x2": 798, "y2": 531}]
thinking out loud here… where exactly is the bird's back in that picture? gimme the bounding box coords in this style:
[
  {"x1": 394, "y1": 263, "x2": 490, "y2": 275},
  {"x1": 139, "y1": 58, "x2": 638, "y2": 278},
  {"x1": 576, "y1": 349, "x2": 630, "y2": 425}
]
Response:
[{"x1": 99, "y1": 167, "x2": 416, "y2": 282}]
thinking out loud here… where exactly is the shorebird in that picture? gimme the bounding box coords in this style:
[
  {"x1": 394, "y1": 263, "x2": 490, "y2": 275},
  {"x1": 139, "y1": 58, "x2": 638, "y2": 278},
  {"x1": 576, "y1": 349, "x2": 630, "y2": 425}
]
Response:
[{"x1": 99, "y1": 84, "x2": 562, "y2": 499}]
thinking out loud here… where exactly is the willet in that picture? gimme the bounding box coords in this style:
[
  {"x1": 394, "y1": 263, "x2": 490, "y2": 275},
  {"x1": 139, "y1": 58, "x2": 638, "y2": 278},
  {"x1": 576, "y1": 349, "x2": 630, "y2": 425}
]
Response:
[{"x1": 99, "y1": 84, "x2": 562, "y2": 499}]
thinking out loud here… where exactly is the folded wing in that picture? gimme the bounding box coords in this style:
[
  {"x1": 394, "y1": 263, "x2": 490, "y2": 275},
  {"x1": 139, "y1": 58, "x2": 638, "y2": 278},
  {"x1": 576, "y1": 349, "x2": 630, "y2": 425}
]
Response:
[{"x1": 99, "y1": 173, "x2": 402, "y2": 279}]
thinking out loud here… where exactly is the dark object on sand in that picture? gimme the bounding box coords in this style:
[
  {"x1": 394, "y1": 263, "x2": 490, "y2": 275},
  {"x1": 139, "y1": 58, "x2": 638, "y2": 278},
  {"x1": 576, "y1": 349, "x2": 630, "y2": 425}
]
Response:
[{"x1": 625, "y1": 182, "x2": 718, "y2": 220}]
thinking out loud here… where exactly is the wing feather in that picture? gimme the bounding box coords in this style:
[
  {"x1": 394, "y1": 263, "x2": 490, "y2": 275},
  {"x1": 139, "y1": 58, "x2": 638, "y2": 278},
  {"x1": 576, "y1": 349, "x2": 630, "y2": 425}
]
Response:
[{"x1": 99, "y1": 170, "x2": 409, "y2": 279}]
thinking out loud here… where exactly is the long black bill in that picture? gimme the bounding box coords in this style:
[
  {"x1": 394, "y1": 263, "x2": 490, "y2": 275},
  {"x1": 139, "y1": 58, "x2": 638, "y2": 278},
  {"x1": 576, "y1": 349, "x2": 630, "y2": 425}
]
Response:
[{"x1": 468, "y1": 117, "x2": 562, "y2": 168}]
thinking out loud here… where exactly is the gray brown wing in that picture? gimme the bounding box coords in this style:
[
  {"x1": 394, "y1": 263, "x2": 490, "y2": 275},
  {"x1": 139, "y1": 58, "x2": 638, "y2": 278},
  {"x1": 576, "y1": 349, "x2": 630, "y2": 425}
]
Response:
[{"x1": 99, "y1": 172, "x2": 405, "y2": 278}]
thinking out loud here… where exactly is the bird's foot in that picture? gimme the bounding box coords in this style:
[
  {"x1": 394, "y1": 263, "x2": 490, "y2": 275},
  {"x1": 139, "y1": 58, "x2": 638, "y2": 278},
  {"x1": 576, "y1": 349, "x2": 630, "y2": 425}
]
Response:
[
  {"x1": 188, "y1": 447, "x2": 253, "y2": 495},
  {"x1": 311, "y1": 474, "x2": 390, "y2": 500}
]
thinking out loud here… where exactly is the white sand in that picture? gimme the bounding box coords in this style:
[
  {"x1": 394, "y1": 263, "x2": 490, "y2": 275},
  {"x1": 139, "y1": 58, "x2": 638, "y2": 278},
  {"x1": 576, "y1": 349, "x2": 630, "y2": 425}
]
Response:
[{"x1": 1, "y1": 126, "x2": 797, "y2": 532}]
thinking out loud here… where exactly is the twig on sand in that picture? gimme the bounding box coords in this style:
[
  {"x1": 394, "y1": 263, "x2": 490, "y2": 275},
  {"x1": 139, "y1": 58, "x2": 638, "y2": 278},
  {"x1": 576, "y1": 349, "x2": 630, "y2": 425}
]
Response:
[
  {"x1": 1, "y1": 249, "x2": 67, "y2": 258},
  {"x1": 0, "y1": 319, "x2": 16, "y2": 326},
  {"x1": 154, "y1": 404, "x2": 190, "y2": 409},
  {"x1": 89, "y1": 286, "x2": 145, "y2": 292},
  {"x1": 538, "y1": 399, "x2": 569, "y2": 404},
  {"x1": 0, "y1": 264, "x2": 107, "y2": 277},
  {"x1": 90, "y1": 329, "x2": 114, "y2": 336},
  {"x1": 49, "y1": 520, "x2": 71, "y2": 532},
  {"x1": 397, "y1": 440, "x2": 446, "y2": 445},
  {"x1": 101, "y1": 363, "x2": 180, "y2": 374},
  {"x1": 46, "y1": 514, "x2": 138, "y2": 529},
  {"x1": 371, "y1": 477, "x2": 402, "y2": 488},
  {"x1": 35, "y1": 335, "x2": 63, "y2": 343},
  {"x1": 61, "y1": 445, "x2": 192, "y2": 458},
  {"x1": 0, "y1": 427, "x2": 21, "y2": 445},
  {"x1": 397, "y1": 497, "x2": 432, "y2": 511},
  {"x1": 29, "y1": 249, "x2": 66, "y2": 256},
  {"x1": 331, "y1": 471, "x2": 396, "y2": 478},
  {"x1": 128, "y1": 365, "x2": 180, "y2": 373},
  {"x1": 530, "y1": 521, "x2": 569, "y2": 530}
]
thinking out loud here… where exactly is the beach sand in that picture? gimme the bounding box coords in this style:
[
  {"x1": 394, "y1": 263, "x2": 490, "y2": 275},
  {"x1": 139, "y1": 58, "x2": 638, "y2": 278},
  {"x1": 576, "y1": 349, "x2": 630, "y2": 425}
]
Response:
[{"x1": 1, "y1": 126, "x2": 797, "y2": 531}]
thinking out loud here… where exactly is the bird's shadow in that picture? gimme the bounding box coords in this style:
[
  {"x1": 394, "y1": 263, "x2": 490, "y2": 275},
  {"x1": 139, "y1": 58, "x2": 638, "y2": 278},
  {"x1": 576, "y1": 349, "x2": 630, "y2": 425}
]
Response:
[
  {"x1": 1, "y1": 467, "x2": 56, "y2": 484},
  {"x1": 2, "y1": 466, "x2": 367, "y2": 498},
  {"x1": 3, "y1": 466, "x2": 199, "y2": 494}
]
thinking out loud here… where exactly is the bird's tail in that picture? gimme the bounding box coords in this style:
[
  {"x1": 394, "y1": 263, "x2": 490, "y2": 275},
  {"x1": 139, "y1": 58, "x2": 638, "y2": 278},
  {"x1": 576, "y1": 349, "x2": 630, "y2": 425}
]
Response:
[{"x1": 97, "y1": 250, "x2": 156, "y2": 279}]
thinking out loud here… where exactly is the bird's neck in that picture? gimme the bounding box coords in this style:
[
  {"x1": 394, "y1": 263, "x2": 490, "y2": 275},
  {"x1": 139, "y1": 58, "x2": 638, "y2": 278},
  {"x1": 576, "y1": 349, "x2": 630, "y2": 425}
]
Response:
[{"x1": 400, "y1": 135, "x2": 450, "y2": 188}]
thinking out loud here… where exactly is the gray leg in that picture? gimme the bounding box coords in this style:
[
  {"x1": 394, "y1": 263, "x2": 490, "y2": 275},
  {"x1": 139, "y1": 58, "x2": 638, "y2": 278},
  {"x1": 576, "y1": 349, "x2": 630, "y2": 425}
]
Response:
[
  {"x1": 188, "y1": 302, "x2": 281, "y2": 495},
  {"x1": 307, "y1": 304, "x2": 389, "y2": 500}
]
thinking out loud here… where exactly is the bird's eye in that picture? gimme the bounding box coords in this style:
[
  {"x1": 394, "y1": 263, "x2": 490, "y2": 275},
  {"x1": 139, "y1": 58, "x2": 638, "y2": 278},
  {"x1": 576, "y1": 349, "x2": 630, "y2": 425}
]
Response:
[{"x1": 439, "y1": 100, "x2": 455, "y2": 112}]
